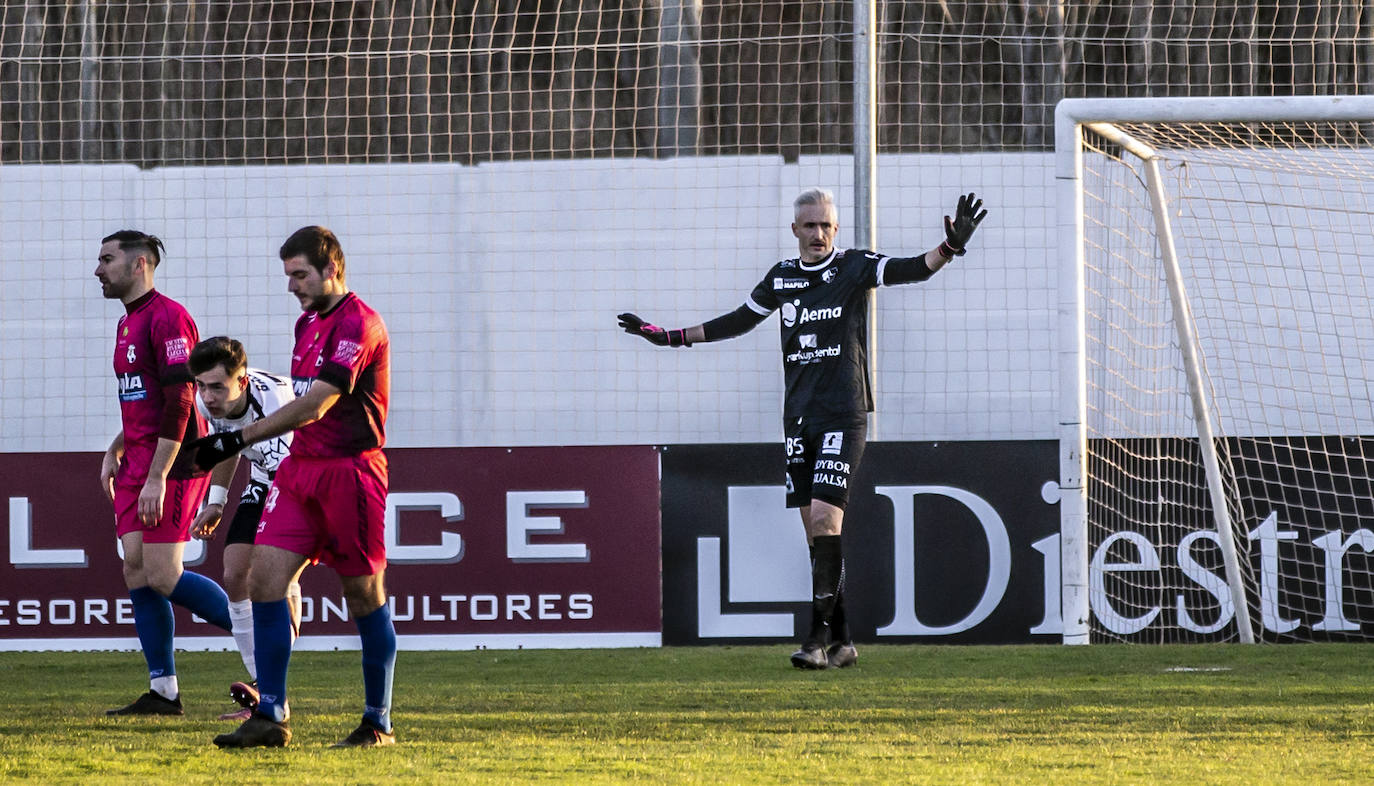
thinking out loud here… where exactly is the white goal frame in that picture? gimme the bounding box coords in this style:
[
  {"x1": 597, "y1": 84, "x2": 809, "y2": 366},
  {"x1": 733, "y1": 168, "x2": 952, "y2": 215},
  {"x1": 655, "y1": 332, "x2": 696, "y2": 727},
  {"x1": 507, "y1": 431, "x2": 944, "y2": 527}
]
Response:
[{"x1": 1055, "y1": 95, "x2": 1374, "y2": 645}]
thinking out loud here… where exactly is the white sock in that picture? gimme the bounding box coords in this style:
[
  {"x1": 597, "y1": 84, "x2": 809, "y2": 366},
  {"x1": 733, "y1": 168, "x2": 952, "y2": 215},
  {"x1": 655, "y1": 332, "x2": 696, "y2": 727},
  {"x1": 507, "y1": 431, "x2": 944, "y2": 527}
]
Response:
[
  {"x1": 229, "y1": 599, "x2": 256, "y2": 680},
  {"x1": 151, "y1": 675, "x2": 179, "y2": 701}
]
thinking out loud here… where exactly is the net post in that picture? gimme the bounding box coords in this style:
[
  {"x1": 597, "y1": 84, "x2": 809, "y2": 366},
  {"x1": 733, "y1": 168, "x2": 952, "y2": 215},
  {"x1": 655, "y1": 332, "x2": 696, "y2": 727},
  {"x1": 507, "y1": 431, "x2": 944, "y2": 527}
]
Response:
[
  {"x1": 1085, "y1": 118, "x2": 1258, "y2": 644},
  {"x1": 854, "y1": 0, "x2": 879, "y2": 439},
  {"x1": 1055, "y1": 111, "x2": 1090, "y2": 645}
]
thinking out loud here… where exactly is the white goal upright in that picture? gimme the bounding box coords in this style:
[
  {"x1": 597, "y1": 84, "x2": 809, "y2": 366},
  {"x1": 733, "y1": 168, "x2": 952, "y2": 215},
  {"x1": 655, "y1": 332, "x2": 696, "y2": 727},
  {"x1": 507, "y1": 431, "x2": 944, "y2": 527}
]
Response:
[{"x1": 1057, "y1": 96, "x2": 1374, "y2": 644}]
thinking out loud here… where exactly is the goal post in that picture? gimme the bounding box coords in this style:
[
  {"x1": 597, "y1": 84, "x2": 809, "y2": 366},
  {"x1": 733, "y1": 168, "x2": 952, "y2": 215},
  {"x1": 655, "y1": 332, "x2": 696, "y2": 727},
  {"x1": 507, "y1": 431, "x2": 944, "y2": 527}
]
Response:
[{"x1": 1056, "y1": 96, "x2": 1374, "y2": 644}]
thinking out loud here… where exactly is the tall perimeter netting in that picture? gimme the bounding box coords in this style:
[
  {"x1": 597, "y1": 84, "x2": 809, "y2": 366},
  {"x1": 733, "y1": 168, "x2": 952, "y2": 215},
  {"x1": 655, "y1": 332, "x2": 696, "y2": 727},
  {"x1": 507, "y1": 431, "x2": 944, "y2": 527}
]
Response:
[{"x1": 1080, "y1": 119, "x2": 1374, "y2": 643}]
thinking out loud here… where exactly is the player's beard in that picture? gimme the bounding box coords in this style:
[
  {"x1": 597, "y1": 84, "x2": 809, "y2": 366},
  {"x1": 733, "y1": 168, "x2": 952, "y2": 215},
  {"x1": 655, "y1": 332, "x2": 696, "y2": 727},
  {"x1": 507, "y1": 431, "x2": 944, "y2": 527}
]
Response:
[{"x1": 99, "y1": 277, "x2": 131, "y2": 300}]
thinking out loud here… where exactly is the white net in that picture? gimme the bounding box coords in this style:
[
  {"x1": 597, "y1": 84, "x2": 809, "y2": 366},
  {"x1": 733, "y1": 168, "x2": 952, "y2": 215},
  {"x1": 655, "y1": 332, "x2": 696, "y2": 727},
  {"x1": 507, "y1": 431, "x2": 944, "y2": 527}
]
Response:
[
  {"x1": 5, "y1": 3, "x2": 1374, "y2": 453},
  {"x1": 1079, "y1": 115, "x2": 1374, "y2": 642}
]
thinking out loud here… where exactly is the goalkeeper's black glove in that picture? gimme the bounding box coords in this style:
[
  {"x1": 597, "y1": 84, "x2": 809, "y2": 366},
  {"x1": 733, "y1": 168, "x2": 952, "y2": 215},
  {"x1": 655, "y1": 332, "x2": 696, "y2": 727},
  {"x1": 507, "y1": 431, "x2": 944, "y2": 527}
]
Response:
[
  {"x1": 939, "y1": 192, "x2": 988, "y2": 258},
  {"x1": 189, "y1": 429, "x2": 246, "y2": 472},
  {"x1": 618, "y1": 313, "x2": 691, "y2": 347}
]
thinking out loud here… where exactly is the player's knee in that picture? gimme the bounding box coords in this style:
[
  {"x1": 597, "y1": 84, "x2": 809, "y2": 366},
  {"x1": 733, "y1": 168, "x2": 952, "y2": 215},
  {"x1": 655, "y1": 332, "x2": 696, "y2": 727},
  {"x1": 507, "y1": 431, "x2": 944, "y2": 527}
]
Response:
[
  {"x1": 223, "y1": 569, "x2": 251, "y2": 601},
  {"x1": 144, "y1": 565, "x2": 182, "y2": 596},
  {"x1": 120, "y1": 561, "x2": 145, "y2": 590},
  {"x1": 342, "y1": 579, "x2": 386, "y2": 618}
]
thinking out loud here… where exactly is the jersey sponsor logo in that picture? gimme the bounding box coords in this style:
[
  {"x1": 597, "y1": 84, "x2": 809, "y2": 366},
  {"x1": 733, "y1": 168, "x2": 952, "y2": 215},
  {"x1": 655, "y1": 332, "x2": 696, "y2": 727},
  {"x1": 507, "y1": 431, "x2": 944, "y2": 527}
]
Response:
[
  {"x1": 800, "y1": 304, "x2": 842, "y2": 323},
  {"x1": 332, "y1": 339, "x2": 363, "y2": 367},
  {"x1": 799, "y1": 334, "x2": 817, "y2": 348},
  {"x1": 781, "y1": 300, "x2": 843, "y2": 328},
  {"x1": 163, "y1": 337, "x2": 189, "y2": 364},
  {"x1": 821, "y1": 431, "x2": 844, "y2": 455},
  {"x1": 785, "y1": 344, "x2": 841, "y2": 364},
  {"x1": 292, "y1": 376, "x2": 313, "y2": 397},
  {"x1": 117, "y1": 372, "x2": 147, "y2": 401},
  {"x1": 773, "y1": 277, "x2": 810, "y2": 291}
]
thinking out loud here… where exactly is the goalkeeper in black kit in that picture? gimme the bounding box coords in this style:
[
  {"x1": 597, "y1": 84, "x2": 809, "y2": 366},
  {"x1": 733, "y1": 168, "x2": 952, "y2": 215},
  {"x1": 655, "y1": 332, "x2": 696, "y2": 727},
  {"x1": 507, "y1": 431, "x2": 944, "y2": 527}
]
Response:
[{"x1": 618, "y1": 188, "x2": 987, "y2": 669}]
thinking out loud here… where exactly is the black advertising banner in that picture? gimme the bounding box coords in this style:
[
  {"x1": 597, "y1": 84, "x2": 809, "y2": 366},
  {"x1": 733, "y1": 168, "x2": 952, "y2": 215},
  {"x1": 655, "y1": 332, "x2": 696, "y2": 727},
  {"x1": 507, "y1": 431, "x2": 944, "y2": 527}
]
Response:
[
  {"x1": 661, "y1": 441, "x2": 1063, "y2": 645},
  {"x1": 0, "y1": 446, "x2": 661, "y2": 650}
]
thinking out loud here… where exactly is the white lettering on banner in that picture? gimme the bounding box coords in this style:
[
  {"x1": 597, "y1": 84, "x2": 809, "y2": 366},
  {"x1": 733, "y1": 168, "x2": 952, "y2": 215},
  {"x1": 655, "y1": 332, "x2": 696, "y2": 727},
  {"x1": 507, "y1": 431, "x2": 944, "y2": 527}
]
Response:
[
  {"x1": 1029, "y1": 534, "x2": 1063, "y2": 635},
  {"x1": 1311, "y1": 528, "x2": 1374, "y2": 632},
  {"x1": 0, "y1": 597, "x2": 187, "y2": 627},
  {"x1": 375, "y1": 593, "x2": 594, "y2": 623},
  {"x1": 1083, "y1": 513, "x2": 1374, "y2": 636},
  {"x1": 507, "y1": 490, "x2": 590, "y2": 562},
  {"x1": 873, "y1": 485, "x2": 1012, "y2": 636},
  {"x1": 8, "y1": 498, "x2": 86, "y2": 567},
  {"x1": 385, "y1": 492, "x2": 465, "y2": 564},
  {"x1": 1090, "y1": 531, "x2": 1161, "y2": 635},
  {"x1": 1176, "y1": 531, "x2": 1232, "y2": 635},
  {"x1": 0, "y1": 593, "x2": 596, "y2": 627},
  {"x1": 1251, "y1": 512, "x2": 1300, "y2": 634}
]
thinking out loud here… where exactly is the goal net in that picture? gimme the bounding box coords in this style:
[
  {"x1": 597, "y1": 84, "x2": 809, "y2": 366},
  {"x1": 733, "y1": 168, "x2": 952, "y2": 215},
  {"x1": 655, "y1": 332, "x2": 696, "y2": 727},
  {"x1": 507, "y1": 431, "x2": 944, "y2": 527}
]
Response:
[{"x1": 1058, "y1": 96, "x2": 1374, "y2": 644}]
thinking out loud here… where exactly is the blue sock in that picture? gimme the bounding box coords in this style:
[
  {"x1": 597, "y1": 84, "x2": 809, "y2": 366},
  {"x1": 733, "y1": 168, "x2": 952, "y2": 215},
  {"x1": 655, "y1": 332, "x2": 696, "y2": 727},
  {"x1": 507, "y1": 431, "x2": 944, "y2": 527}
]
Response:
[
  {"x1": 129, "y1": 587, "x2": 176, "y2": 681},
  {"x1": 355, "y1": 604, "x2": 396, "y2": 733},
  {"x1": 167, "y1": 571, "x2": 232, "y2": 631},
  {"x1": 252, "y1": 600, "x2": 294, "y2": 723}
]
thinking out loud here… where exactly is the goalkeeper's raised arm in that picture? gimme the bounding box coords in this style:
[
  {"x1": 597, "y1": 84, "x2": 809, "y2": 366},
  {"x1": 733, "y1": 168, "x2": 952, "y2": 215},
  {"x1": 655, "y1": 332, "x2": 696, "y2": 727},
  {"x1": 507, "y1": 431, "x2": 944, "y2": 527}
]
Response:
[{"x1": 616, "y1": 190, "x2": 987, "y2": 348}]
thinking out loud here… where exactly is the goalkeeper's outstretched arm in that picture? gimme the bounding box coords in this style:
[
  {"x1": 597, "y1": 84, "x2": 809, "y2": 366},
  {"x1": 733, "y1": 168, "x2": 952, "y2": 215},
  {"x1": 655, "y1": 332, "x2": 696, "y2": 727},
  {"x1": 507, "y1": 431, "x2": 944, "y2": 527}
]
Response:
[{"x1": 617, "y1": 307, "x2": 767, "y2": 348}]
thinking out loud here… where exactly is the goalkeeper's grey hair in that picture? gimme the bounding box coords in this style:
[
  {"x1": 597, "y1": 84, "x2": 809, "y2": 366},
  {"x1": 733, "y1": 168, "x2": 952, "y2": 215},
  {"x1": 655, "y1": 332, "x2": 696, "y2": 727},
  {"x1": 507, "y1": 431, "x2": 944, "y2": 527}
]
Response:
[{"x1": 793, "y1": 188, "x2": 836, "y2": 220}]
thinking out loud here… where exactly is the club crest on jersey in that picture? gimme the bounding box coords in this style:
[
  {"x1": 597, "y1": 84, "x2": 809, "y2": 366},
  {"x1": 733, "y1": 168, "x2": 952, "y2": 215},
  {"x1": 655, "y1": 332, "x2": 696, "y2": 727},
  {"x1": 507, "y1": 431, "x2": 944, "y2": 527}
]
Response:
[
  {"x1": 126, "y1": 344, "x2": 136, "y2": 363},
  {"x1": 118, "y1": 372, "x2": 147, "y2": 401},
  {"x1": 822, "y1": 267, "x2": 838, "y2": 283}
]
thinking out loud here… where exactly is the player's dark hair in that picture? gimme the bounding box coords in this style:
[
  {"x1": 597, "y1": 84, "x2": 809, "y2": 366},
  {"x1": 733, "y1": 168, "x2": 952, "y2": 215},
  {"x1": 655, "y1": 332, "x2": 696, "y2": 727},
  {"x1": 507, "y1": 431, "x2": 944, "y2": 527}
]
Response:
[
  {"x1": 279, "y1": 225, "x2": 345, "y2": 279},
  {"x1": 101, "y1": 229, "x2": 165, "y2": 268},
  {"x1": 189, "y1": 336, "x2": 247, "y2": 378}
]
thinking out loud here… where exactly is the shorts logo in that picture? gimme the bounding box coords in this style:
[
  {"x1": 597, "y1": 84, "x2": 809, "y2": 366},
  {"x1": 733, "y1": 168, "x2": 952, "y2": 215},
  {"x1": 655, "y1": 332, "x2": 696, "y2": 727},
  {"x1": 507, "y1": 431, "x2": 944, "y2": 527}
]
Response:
[
  {"x1": 821, "y1": 431, "x2": 844, "y2": 455},
  {"x1": 126, "y1": 344, "x2": 136, "y2": 363},
  {"x1": 332, "y1": 339, "x2": 363, "y2": 366},
  {"x1": 164, "y1": 337, "x2": 189, "y2": 364}
]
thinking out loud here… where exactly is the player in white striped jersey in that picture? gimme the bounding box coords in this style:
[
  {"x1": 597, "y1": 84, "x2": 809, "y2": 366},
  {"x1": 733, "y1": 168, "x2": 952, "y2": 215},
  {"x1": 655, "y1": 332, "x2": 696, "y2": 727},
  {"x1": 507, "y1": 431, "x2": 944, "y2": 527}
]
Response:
[{"x1": 187, "y1": 336, "x2": 299, "y2": 721}]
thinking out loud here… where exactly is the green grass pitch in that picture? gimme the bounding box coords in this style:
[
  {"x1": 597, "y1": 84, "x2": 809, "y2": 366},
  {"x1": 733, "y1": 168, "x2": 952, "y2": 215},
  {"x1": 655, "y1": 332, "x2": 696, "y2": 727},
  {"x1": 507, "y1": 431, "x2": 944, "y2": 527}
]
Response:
[{"x1": 1, "y1": 644, "x2": 1370, "y2": 784}]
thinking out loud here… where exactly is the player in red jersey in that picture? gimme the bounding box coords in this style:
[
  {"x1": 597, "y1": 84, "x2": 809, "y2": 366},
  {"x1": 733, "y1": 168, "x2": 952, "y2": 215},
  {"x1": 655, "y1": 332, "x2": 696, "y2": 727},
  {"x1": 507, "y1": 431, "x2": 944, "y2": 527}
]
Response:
[
  {"x1": 191, "y1": 226, "x2": 395, "y2": 749},
  {"x1": 95, "y1": 230, "x2": 232, "y2": 716}
]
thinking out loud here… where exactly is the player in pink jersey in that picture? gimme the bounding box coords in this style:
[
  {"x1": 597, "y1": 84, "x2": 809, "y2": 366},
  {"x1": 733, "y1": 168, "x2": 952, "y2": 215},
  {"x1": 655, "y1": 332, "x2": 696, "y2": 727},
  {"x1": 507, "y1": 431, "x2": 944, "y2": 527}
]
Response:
[
  {"x1": 95, "y1": 230, "x2": 232, "y2": 716},
  {"x1": 191, "y1": 226, "x2": 395, "y2": 749}
]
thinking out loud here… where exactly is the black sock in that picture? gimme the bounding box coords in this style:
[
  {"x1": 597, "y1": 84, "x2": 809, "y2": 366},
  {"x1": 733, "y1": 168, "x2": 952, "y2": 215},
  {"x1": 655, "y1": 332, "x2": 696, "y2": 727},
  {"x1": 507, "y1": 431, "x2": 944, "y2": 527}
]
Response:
[
  {"x1": 807, "y1": 535, "x2": 843, "y2": 645},
  {"x1": 831, "y1": 558, "x2": 851, "y2": 645}
]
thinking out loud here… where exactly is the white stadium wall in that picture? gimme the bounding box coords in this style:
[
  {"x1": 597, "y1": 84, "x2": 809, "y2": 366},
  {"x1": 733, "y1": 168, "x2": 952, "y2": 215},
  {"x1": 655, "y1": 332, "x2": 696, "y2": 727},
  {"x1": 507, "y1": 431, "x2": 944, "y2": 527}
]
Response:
[{"x1": 0, "y1": 153, "x2": 1058, "y2": 450}]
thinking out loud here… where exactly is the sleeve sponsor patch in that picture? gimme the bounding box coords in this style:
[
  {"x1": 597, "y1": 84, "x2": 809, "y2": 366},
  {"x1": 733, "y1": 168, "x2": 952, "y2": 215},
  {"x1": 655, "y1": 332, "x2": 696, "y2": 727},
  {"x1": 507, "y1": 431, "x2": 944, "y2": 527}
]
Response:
[
  {"x1": 331, "y1": 339, "x2": 363, "y2": 367},
  {"x1": 164, "y1": 337, "x2": 189, "y2": 364}
]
